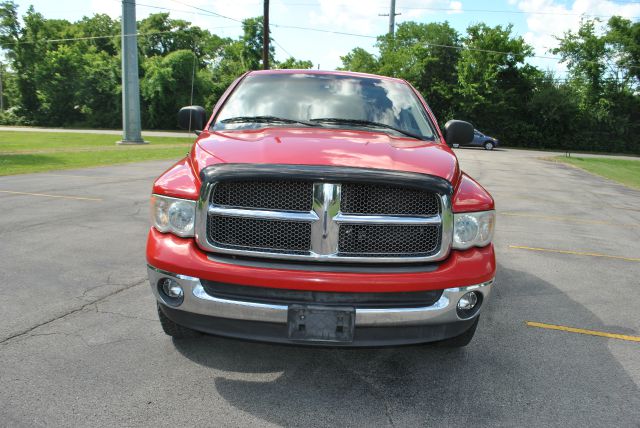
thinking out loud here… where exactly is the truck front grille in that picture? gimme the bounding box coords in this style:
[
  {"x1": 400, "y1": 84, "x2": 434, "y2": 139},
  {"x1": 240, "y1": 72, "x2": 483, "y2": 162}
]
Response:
[
  {"x1": 212, "y1": 180, "x2": 313, "y2": 212},
  {"x1": 198, "y1": 169, "x2": 451, "y2": 264},
  {"x1": 338, "y1": 224, "x2": 441, "y2": 257},
  {"x1": 207, "y1": 215, "x2": 311, "y2": 254},
  {"x1": 341, "y1": 183, "x2": 440, "y2": 216}
]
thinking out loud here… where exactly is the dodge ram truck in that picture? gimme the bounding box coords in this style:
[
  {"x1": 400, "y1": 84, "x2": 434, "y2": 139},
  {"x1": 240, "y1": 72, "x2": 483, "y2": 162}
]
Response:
[{"x1": 147, "y1": 70, "x2": 495, "y2": 347}]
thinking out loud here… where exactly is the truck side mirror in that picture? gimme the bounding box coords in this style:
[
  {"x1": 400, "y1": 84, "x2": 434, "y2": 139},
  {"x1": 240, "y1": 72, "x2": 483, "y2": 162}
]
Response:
[
  {"x1": 444, "y1": 120, "x2": 474, "y2": 146},
  {"x1": 178, "y1": 106, "x2": 207, "y2": 134}
]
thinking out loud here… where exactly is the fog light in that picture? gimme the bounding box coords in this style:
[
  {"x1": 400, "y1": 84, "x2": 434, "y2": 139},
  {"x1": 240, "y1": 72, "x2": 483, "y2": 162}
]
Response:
[
  {"x1": 457, "y1": 291, "x2": 478, "y2": 310},
  {"x1": 159, "y1": 278, "x2": 184, "y2": 305}
]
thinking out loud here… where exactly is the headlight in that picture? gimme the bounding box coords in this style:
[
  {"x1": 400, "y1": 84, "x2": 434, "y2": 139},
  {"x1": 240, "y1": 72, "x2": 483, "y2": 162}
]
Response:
[
  {"x1": 150, "y1": 194, "x2": 196, "y2": 237},
  {"x1": 452, "y1": 210, "x2": 495, "y2": 250}
]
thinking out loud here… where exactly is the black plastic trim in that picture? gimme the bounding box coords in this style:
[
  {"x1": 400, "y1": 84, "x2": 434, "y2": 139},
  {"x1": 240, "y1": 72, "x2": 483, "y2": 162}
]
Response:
[
  {"x1": 200, "y1": 280, "x2": 444, "y2": 308},
  {"x1": 199, "y1": 164, "x2": 454, "y2": 197},
  {"x1": 206, "y1": 253, "x2": 440, "y2": 273}
]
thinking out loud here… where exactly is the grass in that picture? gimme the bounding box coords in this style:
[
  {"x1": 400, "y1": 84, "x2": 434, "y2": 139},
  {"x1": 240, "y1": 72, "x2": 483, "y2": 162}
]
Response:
[
  {"x1": 0, "y1": 131, "x2": 194, "y2": 176},
  {"x1": 553, "y1": 156, "x2": 640, "y2": 190}
]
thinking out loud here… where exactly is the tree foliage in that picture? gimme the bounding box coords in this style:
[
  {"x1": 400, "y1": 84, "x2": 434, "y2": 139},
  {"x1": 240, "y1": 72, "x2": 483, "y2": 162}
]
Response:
[
  {"x1": 0, "y1": 2, "x2": 637, "y2": 154},
  {"x1": 0, "y1": 3, "x2": 309, "y2": 129},
  {"x1": 340, "y1": 19, "x2": 639, "y2": 154}
]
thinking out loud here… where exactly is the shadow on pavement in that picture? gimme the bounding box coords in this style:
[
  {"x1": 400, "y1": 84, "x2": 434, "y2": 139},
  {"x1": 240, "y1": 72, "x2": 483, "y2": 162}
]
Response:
[{"x1": 173, "y1": 265, "x2": 640, "y2": 426}]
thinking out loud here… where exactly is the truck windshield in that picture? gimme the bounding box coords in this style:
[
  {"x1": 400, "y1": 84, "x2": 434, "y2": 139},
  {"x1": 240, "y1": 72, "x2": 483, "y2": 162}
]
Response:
[{"x1": 213, "y1": 73, "x2": 437, "y2": 140}]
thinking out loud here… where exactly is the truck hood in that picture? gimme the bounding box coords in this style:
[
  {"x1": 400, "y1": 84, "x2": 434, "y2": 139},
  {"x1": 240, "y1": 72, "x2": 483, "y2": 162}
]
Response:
[{"x1": 193, "y1": 127, "x2": 459, "y2": 183}]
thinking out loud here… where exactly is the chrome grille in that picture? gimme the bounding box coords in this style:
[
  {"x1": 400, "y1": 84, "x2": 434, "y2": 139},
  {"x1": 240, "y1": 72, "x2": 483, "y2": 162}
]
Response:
[
  {"x1": 341, "y1": 183, "x2": 440, "y2": 216},
  {"x1": 338, "y1": 224, "x2": 441, "y2": 256},
  {"x1": 208, "y1": 215, "x2": 311, "y2": 254},
  {"x1": 198, "y1": 170, "x2": 452, "y2": 264},
  {"x1": 212, "y1": 180, "x2": 313, "y2": 212}
]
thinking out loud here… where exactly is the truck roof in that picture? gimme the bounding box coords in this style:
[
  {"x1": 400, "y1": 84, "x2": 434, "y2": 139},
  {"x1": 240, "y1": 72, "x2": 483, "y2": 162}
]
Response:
[{"x1": 247, "y1": 69, "x2": 407, "y2": 83}]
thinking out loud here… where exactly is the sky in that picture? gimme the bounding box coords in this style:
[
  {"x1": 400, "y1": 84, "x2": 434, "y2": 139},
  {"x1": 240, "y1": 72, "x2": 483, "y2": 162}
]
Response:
[{"x1": 14, "y1": 0, "x2": 640, "y2": 76}]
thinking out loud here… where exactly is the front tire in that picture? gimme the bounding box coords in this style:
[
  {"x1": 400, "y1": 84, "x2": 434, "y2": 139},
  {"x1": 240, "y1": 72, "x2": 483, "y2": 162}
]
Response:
[
  {"x1": 483, "y1": 141, "x2": 494, "y2": 150},
  {"x1": 437, "y1": 317, "x2": 479, "y2": 347},
  {"x1": 157, "y1": 304, "x2": 200, "y2": 339}
]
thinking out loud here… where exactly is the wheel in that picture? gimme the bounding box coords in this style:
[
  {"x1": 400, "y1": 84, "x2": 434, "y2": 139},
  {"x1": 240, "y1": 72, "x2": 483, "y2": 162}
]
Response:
[
  {"x1": 437, "y1": 317, "x2": 479, "y2": 348},
  {"x1": 483, "y1": 141, "x2": 494, "y2": 150},
  {"x1": 157, "y1": 304, "x2": 200, "y2": 338}
]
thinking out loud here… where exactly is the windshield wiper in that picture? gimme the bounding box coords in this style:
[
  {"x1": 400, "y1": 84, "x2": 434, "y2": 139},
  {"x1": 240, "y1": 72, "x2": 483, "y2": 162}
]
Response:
[
  {"x1": 219, "y1": 115, "x2": 322, "y2": 127},
  {"x1": 309, "y1": 118, "x2": 426, "y2": 140}
]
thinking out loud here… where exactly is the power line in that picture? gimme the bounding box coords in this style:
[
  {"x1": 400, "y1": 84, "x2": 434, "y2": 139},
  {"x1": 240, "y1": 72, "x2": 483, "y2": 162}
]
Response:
[
  {"x1": 240, "y1": 0, "x2": 640, "y2": 19},
  {"x1": 270, "y1": 23, "x2": 376, "y2": 38},
  {"x1": 168, "y1": 0, "x2": 243, "y2": 23},
  {"x1": 2, "y1": 26, "x2": 637, "y2": 69},
  {"x1": 1, "y1": 2, "x2": 637, "y2": 71},
  {"x1": 272, "y1": 39, "x2": 294, "y2": 58},
  {"x1": 126, "y1": 1, "x2": 215, "y2": 17},
  {"x1": 151, "y1": 1, "x2": 379, "y2": 39},
  {"x1": 0, "y1": 28, "x2": 238, "y2": 46}
]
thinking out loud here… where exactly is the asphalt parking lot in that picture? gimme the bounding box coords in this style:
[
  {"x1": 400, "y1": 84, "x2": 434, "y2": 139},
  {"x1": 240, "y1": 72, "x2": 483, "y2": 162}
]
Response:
[{"x1": 1, "y1": 148, "x2": 639, "y2": 427}]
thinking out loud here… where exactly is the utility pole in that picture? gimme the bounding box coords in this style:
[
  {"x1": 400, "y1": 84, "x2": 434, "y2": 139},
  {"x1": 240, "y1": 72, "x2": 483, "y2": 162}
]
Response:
[
  {"x1": 263, "y1": 0, "x2": 270, "y2": 70},
  {"x1": 0, "y1": 63, "x2": 4, "y2": 113},
  {"x1": 117, "y1": 0, "x2": 147, "y2": 145},
  {"x1": 379, "y1": 0, "x2": 400, "y2": 36}
]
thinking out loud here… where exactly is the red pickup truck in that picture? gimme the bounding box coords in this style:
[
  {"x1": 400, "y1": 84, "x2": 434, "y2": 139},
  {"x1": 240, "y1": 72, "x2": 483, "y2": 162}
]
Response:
[{"x1": 147, "y1": 70, "x2": 495, "y2": 347}]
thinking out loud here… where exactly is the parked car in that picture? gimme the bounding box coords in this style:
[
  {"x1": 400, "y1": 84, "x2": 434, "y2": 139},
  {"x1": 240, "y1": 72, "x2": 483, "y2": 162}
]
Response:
[
  {"x1": 147, "y1": 70, "x2": 496, "y2": 347},
  {"x1": 456, "y1": 129, "x2": 499, "y2": 150}
]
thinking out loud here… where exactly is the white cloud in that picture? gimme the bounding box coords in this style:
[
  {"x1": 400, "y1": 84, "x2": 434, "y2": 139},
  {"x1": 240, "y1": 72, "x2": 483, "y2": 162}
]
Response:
[
  {"x1": 308, "y1": 0, "x2": 464, "y2": 34},
  {"x1": 515, "y1": 0, "x2": 640, "y2": 73},
  {"x1": 308, "y1": 0, "x2": 388, "y2": 34},
  {"x1": 88, "y1": 0, "x2": 271, "y2": 31},
  {"x1": 447, "y1": 1, "x2": 463, "y2": 15}
]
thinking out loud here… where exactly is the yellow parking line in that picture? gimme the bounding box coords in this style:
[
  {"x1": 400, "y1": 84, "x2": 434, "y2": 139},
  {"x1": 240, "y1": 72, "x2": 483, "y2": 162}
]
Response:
[
  {"x1": 0, "y1": 190, "x2": 102, "y2": 201},
  {"x1": 526, "y1": 321, "x2": 640, "y2": 343},
  {"x1": 509, "y1": 245, "x2": 640, "y2": 262},
  {"x1": 500, "y1": 212, "x2": 639, "y2": 227}
]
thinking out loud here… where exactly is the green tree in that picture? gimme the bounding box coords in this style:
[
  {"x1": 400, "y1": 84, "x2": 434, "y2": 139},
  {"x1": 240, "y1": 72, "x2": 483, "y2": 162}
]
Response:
[
  {"x1": 553, "y1": 19, "x2": 639, "y2": 153},
  {"x1": 607, "y1": 16, "x2": 640, "y2": 83},
  {"x1": 377, "y1": 22, "x2": 462, "y2": 118},
  {"x1": 74, "y1": 13, "x2": 119, "y2": 56},
  {"x1": 35, "y1": 44, "x2": 85, "y2": 125},
  {"x1": 141, "y1": 49, "x2": 213, "y2": 129},
  {"x1": 277, "y1": 57, "x2": 313, "y2": 69},
  {"x1": 79, "y1": 50, "x2": 121, "y2": 128},
  {"x1": 0, "y1": 3, "x2": 52, "y2": 120},
  {"x1": 241, "y1": 16, "x2": 274, "y2": 70},
  {"x1": 339, "y1": 47, "x2": 379, "y2": 73},
  {"x1": 456, "y1": 23, "x2": 535, "y2": 142},
  {"x1": 552, "y1": 19, "x2": 609, "y2": 105},
  {"x1": 138, "y1": 13, "x2": 226, "y2": 63}
]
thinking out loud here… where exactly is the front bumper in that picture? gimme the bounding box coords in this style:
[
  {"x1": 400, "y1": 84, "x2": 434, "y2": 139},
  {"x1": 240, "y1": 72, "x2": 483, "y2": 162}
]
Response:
[
  {"x1": 146, "y1": 228, "x2": 496, "y2": 293},
  {"x1": 148, "y1": 265, "x2": 493, "y2": 346}
]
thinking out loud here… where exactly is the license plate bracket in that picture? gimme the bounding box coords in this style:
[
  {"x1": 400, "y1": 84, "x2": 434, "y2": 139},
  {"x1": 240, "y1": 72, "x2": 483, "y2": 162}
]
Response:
[{"x1": 287, "y1": 305, "x2": 355, "y2": 342}]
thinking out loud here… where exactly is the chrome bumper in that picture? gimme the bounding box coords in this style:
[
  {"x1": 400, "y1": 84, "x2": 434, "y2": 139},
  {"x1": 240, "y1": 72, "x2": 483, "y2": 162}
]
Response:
[{"x1": 147, "y1": 265, "x2": 493, "y2": 327}]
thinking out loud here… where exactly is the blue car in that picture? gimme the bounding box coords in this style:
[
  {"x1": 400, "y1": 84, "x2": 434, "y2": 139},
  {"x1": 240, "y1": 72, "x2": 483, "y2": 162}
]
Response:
[{"x1": 458, "y1": 129, "x2": 499, "y2": 150}]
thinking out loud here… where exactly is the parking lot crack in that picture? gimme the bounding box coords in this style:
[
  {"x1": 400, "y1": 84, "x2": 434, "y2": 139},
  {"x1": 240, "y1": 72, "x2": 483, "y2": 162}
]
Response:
[
  {"x1": 0, "y1": 278, "x2": 147, "y2": 347},
  {"x1": 332, "y1": 353, "x2": 396, "y2": 427},
  {"x1": 93, "y1": 306, "x2": 156, "y2": 322}
]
